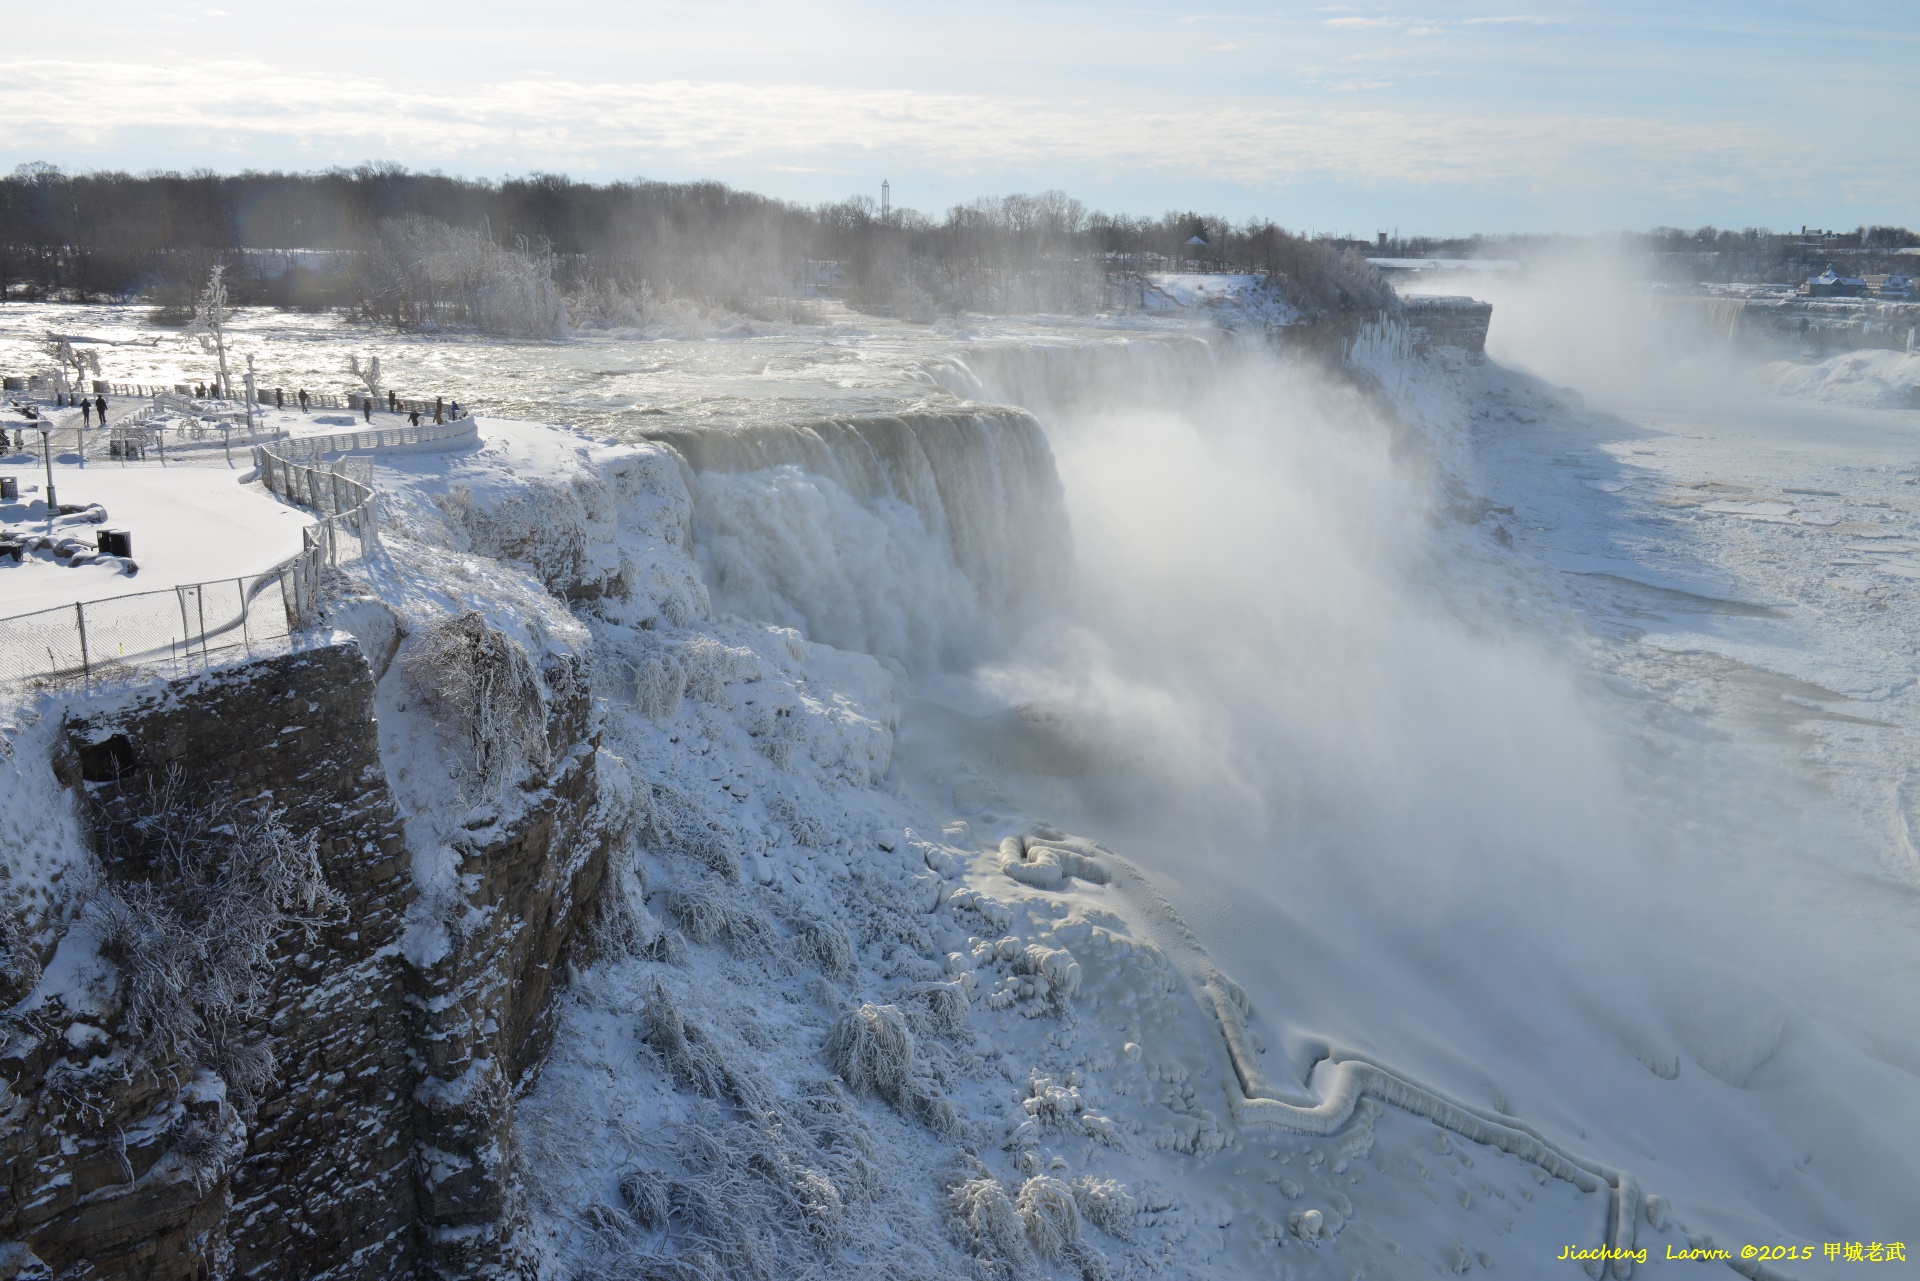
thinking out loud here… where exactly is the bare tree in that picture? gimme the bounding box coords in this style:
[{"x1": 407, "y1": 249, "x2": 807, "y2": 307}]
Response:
[{"x1": 42, "y1": 331, "x2": 100, "y2": 393}]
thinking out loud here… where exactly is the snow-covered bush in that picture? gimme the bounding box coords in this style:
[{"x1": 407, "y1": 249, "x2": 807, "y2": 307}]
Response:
[
  {"x1": 768, "y1": 792, "x2": 830, "y2": 848},
  {"x1": 1069, "y1": 1177, "x2": 1137, "y2": 1240},
  {"x1": 0, "y1": 909, "x2": 41, "y2": 1007},
  {"x1": 825, "y1": 1003, "x2": 918, "y2": 1108},
  {"x1": 1015, "y1": 1175, "x2": 1080, "y2": 1262},
  {"x1": 946, "y1": 1169, "x2": 1035, "y2": 1279},
  {"x1": 790, "y1": 915, "x2": 855, "y2": 979},
  {"x1": 823, "y1": 1001, "x2": 959, "y2": 1138},
  {"x1": 84, "y1": 769, "x2": 343, "y2": 1100},
  {"x1": 904, "y1": 979, "x2": 971, "y2": 1034},
  {"x1": 401, "y1": 610, "x2": 550, "y2": 792},
  {"x1": 667, "y1": 884, "x2": 780, "y2": 959},
  {"x1": 634, "y1": 651, "x2": 688, "y2": 720},
  {"x1": 637, "y1": 979, "x2": 760, "y2": 1109},
  {"x1": 638, "y1": 780, "x2": 742, "y2": 879}
]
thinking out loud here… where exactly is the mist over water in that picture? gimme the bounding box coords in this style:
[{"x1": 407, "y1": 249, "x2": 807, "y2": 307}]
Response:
[{"x1": 928, "y1": 329, "x2": 1920, "y2": 1247}]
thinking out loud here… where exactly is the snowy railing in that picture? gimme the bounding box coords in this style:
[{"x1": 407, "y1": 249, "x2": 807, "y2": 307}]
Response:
[
  {"x1": 253, "y1": 443, "x2": 379, "y2": 568},
  {"x1": 266, "y1": 414, "x2": 476, "y2": 462}
]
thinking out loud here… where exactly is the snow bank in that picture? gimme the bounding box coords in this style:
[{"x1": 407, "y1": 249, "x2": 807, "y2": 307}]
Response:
[
  {"x1": 1141, "y1": 274, "x2": 1300, "y2": 329},
  {"x1": 0, "y1": 466, "x2": 311, "y2": 615},
  {"x1": 1762, "y1": 348, "x2": 1920, "y2": 410}
]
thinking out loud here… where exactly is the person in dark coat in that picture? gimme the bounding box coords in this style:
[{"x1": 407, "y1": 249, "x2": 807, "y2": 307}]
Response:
[
  {"x1": 298, "y1": 388, "x2": 309, "y2": 411},
  {"x1": 434, "y1": 396, "x2": 444, "y2": 425},
  {"x1": 80, "y1": 400, "x2": 91, "y2": 428},
  {"x1": 95, "y1": 394, "x2": 107, "y2": 424},
  {"x1": 362, "y1": 395, "x2": 372, "y2": 423},
  {"x1": 409, "y1": 409, "x2": 420, "y2": 427},
  {"x1": 275, "y1": 388, "x2": 284, "y2": 409}
]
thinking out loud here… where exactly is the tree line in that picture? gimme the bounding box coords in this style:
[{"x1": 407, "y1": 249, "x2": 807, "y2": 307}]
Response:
[{"x1": 0, "y1": 162, "x2": 1396, "y2": 333}]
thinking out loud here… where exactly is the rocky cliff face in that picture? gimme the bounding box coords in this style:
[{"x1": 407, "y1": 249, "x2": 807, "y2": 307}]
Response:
[{"x1": 0, "y1": 630, "x2": 609, "y2": 1280}]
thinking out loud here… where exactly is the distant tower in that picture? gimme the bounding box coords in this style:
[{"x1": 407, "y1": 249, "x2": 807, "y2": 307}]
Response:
[{"x1": 881, "y1": 180, "x2": 891, "y2": 225}]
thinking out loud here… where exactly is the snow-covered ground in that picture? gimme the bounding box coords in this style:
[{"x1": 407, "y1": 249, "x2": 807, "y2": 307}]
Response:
[
  {"x1": 1141, "y1": 274, "x2": 1299, "y2": 328},
  {"x1": 5, "y1": 300, "x2": 1918, "y2": 1279},
  {"x1": 0, "y1": 460, "x2": 312, "y2": 614}
]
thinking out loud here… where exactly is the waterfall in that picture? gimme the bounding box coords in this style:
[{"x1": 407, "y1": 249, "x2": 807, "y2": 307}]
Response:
[
  {"x1": 918, "y1": 334, "x2": 1221, "y2": 419},
  {"x1": 645, "y1": 405, "x2": 1069, "y2": 671}
]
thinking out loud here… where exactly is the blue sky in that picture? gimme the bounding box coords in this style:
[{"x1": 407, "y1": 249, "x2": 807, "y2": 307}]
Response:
[{"x1": 3, "y1": 1, "x2": 1914, "y2": 235}]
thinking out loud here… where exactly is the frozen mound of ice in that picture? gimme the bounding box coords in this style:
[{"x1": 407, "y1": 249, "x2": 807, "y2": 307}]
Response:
[{"x1": 1763, "y1": 348, "x2": 1920, "y2": 409}]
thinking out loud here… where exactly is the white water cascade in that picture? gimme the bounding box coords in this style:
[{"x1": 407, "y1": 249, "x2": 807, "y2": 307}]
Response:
[{"x1": 646, "y1": 407, "x2": 1069, "y2": 672}]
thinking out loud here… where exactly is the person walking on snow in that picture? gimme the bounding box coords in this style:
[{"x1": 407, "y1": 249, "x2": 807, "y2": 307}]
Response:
[
  {"x1": 298, "y1": 388, "x2": 309, "y2": 411},
  {"x1": 95, "y1": 395, "x2": 107, "y2": 425},
  {"x1": 362, "y1": 395, "x2": 372, "y2": 423}
]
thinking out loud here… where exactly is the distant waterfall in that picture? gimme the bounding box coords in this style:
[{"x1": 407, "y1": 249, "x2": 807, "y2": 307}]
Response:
[
  {"x1": 919, "y1": 334, "x2": 1221, "y2": 418},
  {"x1": 646, "y1": 406, "x2": 1069, "y2": 671}
]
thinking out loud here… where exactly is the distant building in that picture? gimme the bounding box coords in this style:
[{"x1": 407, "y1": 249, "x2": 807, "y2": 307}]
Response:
[{"x1": 1801, "y1": 264, "x2": 1867, "y2": 297}]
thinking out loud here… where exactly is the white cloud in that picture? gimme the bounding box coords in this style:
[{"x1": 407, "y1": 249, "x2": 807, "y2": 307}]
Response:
[
  {"x1": 0, "y1": 57, "x2": 1898, "y2": 209},
  {"x1": 1325, "y1": 16, "x2": 1403, "y2": 28},
  {"x1": 1460, "y1": 14, "x2": 1570, "y2": 24}
]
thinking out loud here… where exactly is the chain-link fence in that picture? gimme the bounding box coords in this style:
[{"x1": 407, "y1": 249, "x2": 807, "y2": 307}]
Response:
[
  {"x1": 0, "y1": 432, "x2": 389, "y2": 687},
  {"x1": 0, "y1": 571, "x2": 299, "y2": 688}
]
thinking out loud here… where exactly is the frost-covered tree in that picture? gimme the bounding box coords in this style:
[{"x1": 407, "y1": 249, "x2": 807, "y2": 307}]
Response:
[
  {"x1": 350, "y1": 354, "x2": 382, "y2": 403},
  {"x1": 42, "y1": 331, "x2": 100, "y2": 393},
  {"x1": 185, "y1": 264, "x2": 234, "y2": 395}
]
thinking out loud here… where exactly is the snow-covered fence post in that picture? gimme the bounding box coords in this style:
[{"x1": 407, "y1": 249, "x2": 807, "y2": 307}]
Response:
[
  {"x1": 74, "y1": 602, "x2": 90, "y2": 683},
  {"x1": 243, "y1": 353, "x2": 259, "y2": 439}
]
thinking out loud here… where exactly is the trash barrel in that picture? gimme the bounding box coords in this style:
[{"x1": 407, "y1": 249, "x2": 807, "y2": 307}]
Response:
[
  {"x1": 2, "y1": 377, "x2": 22, "y2": 391},
  {"x1": 97, "y1": 528, "x2": 132, "y2": 557},
  {"x1": 0, "y1": 476, "x2": 16, "y2": 500}
]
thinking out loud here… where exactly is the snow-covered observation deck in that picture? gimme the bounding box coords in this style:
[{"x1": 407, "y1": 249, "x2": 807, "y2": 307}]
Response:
[{"x1": 0, "y1": 402, "x2": 474, "y2": 688}]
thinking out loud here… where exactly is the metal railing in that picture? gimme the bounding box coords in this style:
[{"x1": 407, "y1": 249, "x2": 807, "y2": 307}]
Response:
[
  {"x1": 0, "y1": 572, "x2": 303, "y2": 689},
  {"x1": 253, "y1": 443, "x2": 379, "y2": 569},
  {"x1": 0, "y1": 437, "x2": 387, "y2": 688}
]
